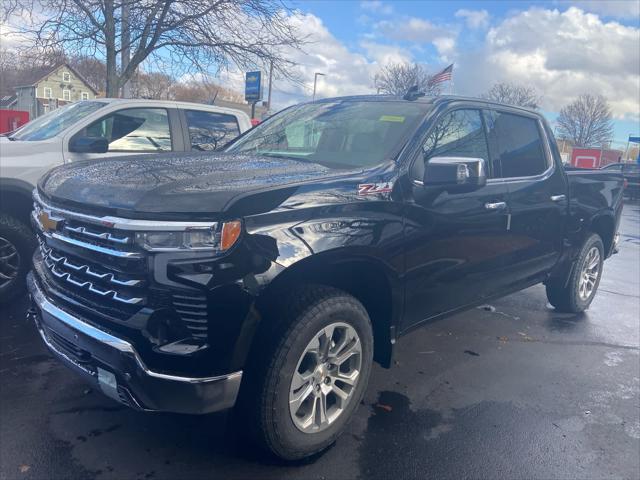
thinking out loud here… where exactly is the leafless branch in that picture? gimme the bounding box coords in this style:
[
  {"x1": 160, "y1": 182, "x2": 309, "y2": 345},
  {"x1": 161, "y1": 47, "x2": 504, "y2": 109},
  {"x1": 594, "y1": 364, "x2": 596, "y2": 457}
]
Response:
[
  {"x1": 556, "y1": 94, "x2": 614, "y2": 147},
  {"x1": 373, "y1": 62, "x2": 441, "y2": 97},
  {"x1": 3, "y1": 0, "x2": 306, "y2": 96},
  {"x1": 481, "y1": 82, "x2": 541, "y2": 109}
]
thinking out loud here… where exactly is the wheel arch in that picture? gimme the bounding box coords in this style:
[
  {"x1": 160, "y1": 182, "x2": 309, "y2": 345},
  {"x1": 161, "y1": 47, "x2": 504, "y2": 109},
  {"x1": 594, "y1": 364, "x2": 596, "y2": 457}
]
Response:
[
  {"x1": 253, "y1": 250, "x2": 401, "y2": 368},
  {"x1": 589, "y1": 211, "x2": 615, "y2": 257},
  {"x1": 0, "y1": 178, "x2": 35, "y2": 229}
]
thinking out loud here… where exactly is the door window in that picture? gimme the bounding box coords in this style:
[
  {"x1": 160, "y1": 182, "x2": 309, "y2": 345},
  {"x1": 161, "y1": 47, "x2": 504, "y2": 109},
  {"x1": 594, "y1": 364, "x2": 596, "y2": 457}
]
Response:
[
  {"x1": 485, "y1": 111, "x2": 548, "y2": 178},
  {"x1": 81, "y1": 108, "x2": 172, "y2": 152},
  {"x1": 413, "y1": 109, "x2": 489, "y2": 180},
  {"x1": 185, "y1": 110, "x2": 240, "y2": 151}
]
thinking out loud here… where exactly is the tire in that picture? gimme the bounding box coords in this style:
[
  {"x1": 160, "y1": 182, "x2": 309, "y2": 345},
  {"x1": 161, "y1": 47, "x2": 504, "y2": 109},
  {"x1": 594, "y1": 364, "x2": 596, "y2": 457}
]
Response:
[
  {"x1": 546, "y1": 233, "x2": 604, "y2": 313},
  {"x1": 0, "y1": 214, "x2": 36, "y2": 303},
  {"x1": 243, "y1": 286, "x2": 374, "y2": 461}
]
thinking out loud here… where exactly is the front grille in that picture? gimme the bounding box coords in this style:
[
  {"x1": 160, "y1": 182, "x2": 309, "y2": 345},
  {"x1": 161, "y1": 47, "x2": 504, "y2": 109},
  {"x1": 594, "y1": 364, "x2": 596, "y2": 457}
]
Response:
[
  {"x1": 33, "y1": 197, "x2": 150, "y2": 322},
  {"x1": 32, "y1": 194, "x2": 210, "y2": 342}
]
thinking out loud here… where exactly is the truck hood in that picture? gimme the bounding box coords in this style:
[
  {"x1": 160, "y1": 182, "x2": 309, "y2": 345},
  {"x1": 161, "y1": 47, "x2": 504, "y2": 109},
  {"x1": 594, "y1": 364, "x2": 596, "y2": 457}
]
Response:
[
  {"x1": 39, "y1": 152, "x2": 341, "y2": 217},
  {"x1": 0, "y1": 136, "x2": 61, "y2": 161}
]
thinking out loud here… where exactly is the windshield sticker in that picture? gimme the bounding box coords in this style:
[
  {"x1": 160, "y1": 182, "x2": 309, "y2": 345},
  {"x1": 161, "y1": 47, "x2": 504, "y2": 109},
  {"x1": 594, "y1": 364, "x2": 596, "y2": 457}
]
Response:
[
  {"x1": 379, "y1": 115, "x2": 405, "y2": 123},
  {"x1": 358, "y1": 182, "x2": 393, "y2": 195}
]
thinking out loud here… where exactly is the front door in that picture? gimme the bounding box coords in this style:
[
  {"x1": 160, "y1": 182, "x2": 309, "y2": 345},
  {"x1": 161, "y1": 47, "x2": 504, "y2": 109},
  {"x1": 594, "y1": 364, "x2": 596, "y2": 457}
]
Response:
[
  {"x1": 65, "y1": 107, "x2": 177, "y2": 162},
  {"x1": 402, "y1": 107, "x2": 513, "y2": 332}
]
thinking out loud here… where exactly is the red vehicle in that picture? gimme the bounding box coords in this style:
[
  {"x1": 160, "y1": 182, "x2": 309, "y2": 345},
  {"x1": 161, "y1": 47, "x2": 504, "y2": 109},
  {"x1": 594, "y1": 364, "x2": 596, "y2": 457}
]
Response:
[
  {"x1": 0, "y1": 109, "x2": 29, "y2": 134},
  {"x1": 571, "y1": 148, "x2": 622, "y2": 169}
]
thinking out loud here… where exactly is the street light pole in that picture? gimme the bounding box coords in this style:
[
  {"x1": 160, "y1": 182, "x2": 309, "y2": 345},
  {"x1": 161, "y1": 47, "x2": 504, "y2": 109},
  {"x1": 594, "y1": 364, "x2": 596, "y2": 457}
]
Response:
[{"x1": 313, "y1": 72, "x2": 325, "y2": 102}]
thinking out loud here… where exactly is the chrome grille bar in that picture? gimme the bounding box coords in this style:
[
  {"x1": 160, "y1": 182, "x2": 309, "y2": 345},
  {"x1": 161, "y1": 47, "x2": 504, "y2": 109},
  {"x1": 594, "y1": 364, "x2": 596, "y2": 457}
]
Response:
[
  {"x1": 65, "y1": 225, "x2": 131, "y2": 245},
  {"x1": 40, "y1": 242, "x2": 142, "y2": 287},
  {"x1": 44, "y1": 256, "x2": 143, "y2": 305},
  {"x1": 34, "y1": 191, "x2": 216, "y2": 231}
]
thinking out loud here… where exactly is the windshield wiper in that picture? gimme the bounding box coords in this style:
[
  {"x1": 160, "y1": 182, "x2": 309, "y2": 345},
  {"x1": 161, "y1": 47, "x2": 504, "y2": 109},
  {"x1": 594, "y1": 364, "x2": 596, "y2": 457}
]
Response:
[{"x1": 259, "y1": 152, "x2": 311, "y2": 162}]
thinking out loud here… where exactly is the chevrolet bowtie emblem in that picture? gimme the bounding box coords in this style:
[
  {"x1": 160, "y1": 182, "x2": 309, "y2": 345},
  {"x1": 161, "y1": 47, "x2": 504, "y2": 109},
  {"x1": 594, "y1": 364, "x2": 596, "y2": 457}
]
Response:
[{"x1": 38, "y1": 211, "x2": 62, "y2": 233}]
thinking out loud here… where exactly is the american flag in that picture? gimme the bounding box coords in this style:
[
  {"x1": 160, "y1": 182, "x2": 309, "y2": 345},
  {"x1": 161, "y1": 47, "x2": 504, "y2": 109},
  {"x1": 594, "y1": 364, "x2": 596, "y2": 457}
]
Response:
[{"x1": 428, "y1": 64, "x2": 454, "y2": 86}]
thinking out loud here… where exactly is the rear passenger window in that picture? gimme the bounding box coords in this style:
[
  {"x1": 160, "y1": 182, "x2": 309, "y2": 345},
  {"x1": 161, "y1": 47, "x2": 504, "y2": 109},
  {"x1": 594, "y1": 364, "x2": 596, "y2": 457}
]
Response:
[
  {"x1": 485, "y1": 111, "x2": 548, "y2": 178},
  {"x1": 185, "y1": 110, "x2": 240, "y2": 151},
  {"x1": 413, "y1": 109, "x2": 489, "y2": 181}
]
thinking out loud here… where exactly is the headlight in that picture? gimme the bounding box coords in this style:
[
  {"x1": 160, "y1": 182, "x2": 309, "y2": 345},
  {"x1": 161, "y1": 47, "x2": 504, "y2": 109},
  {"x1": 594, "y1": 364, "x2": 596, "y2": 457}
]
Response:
[{"x1": 135, "y1": 220, "x2": 241, "y2": 252}]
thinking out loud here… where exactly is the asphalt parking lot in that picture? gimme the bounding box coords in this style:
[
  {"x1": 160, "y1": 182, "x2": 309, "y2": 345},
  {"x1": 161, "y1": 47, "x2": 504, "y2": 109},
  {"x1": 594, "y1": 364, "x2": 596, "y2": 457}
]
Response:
[{"x1": 1, "y1": 203, "x2": 639, "y2": 480}]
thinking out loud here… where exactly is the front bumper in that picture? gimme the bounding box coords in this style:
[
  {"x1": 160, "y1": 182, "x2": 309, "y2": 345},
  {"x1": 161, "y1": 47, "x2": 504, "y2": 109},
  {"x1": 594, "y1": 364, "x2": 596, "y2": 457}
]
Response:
[{"x1": 27, "y1": 272, "x2": 242, "y2": 414}]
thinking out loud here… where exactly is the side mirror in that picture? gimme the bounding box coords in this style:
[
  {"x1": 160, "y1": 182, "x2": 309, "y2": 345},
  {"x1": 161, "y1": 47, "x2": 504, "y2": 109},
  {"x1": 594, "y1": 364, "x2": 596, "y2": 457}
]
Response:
[
  {"x1": 69, "y1": 136, "x2": 109, "y2": 154},
  {"x1": 423, "y1": 157, "x2": 487, "y2": 192}
]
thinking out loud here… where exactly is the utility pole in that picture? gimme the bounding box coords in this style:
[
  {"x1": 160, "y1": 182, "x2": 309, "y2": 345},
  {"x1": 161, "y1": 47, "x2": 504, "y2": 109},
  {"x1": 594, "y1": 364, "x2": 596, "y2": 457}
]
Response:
[
  {"x1": 313, "y1": 72, "x2": 325, "y2": 101},
  {"x1": 121, "y1": 0, "x2": 131, "y2": 98},
  {"x1": 267, "y1": 60, "x2": 274, "y2": 113}
]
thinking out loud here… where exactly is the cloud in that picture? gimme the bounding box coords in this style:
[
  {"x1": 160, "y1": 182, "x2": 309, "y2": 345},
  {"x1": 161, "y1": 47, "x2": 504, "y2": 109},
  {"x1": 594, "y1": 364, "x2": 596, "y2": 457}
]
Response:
[
  {"x1": 223, "y1": 12, "x2": 379, "y2": 106},
  {"x1": 455, "y1": 9, "x2": 490, "y2": 29},
  {"x1": 360, "y1": 41, "x2": 412, "y2": 65},
  {"x1": 455, "y1": 7, "x2": 640, "y2": 120},
  {"x1": 360, "y1": 1, "x2": 394, "y2": 16},
  {"x1": 433, "y1": 37, "x2": 456, "y2": 61},
  {"x1": 376, "y1": 17, "x2": 453, "y2": 43},
  {"x1": 561, "y1": 1, "x2": 640, "y2": 18}
]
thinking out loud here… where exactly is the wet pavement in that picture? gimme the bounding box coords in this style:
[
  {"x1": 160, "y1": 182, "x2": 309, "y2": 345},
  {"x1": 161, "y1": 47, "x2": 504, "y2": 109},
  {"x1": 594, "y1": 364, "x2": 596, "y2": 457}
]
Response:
[{"x1": 1, "y1": 204, "x2": 639, "y2": 480}]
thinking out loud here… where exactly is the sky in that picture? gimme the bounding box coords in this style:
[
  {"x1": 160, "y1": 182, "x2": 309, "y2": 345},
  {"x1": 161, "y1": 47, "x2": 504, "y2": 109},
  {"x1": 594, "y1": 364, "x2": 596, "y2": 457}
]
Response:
[
  {"x1": 2, "y1": 0, "x2": 639, "y2": 146},
  {"x1": 248, "y1": 0, "x2": 640, "y2": 146}
]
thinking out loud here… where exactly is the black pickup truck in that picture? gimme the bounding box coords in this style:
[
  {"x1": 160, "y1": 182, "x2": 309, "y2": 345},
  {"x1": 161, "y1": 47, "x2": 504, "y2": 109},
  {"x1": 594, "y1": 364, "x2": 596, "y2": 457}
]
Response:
[{"x1": 27, "y1": 95, "x2": 623, "y2": 460}]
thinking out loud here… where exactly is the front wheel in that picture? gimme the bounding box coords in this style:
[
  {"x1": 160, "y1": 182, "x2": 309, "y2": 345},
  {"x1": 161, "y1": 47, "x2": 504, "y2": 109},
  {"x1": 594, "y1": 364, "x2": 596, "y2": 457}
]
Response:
[
  {"x1": 546, "y1": 233, "x2": 604, "y2": 313},
  {"x1": 0, "y1": 214, "x2": 36, "y2": 303},
  {"x1": 246, "y1": 287, "x2": 373, "y2": 460}
]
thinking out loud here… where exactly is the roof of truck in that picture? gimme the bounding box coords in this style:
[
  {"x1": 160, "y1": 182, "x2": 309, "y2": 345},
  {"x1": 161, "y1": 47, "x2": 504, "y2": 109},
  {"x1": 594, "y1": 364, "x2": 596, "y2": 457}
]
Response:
[{"x1": 310, "y1": 94, "x2": 540, "y2": 115}]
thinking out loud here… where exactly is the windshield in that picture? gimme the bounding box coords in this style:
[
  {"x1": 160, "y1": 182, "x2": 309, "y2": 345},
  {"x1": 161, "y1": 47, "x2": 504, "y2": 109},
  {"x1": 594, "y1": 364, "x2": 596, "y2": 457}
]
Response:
[
  {"x1": 226, "y1": 101, "x2": 430, "y2": 169},
  {"x1": 10, "y1": 101, "x2": 107, "y2": 141}
]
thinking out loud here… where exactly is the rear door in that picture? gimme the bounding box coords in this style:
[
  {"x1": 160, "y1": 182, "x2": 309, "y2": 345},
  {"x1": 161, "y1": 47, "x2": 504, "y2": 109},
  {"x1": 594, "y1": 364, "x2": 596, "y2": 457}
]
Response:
[
  {"x1": 484, "y1": 109, "x2": 567, "y2": 287},
  {"x1": 402, "y1": 107, "x2": 514, "y2": 331},
  {"x1": 181, "y1": 109, "x2": 242, "y2": 151}
]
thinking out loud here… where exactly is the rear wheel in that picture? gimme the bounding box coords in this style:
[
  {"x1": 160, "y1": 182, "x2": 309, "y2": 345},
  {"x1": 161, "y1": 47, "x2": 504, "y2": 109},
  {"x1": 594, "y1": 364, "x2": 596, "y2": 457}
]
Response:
[
  {"x1": 244, "y1": 286, "x2": 373, "y2": 460},
  {"x1": 546, "y1": 233, "x2": 604, "y2": 313},
  {"x1": 0, "y1": 214, "x2": 36, "y2": 303}
]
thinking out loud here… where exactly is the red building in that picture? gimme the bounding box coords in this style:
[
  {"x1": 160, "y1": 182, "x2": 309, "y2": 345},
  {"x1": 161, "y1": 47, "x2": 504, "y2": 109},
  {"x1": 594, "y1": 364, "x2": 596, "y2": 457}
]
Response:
[
  {"x1": 570, "y1": 148, "x2": 623, "y2": 169},
  {"x1": 0, "y1": 110, "x2": 29, "y2": 134}
]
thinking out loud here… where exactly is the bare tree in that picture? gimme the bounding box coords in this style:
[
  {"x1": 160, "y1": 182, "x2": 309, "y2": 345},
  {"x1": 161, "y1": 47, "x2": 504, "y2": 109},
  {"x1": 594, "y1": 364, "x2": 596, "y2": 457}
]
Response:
[
  {"x1": 131, "y1": 71, "x2": 174, "y2": 99},
  {"x1": 0, "y1": 48, "x2": 66, "y2": 96},
  {"x1": 5, "y1": 0, "x2": 305, "y2": 97},
  {"x1": 373, "y1": 62, "x2": 440, "y2": 96},
  {"x1": 69, "y1": 56, "x2": 107, "y2": 93},
  {"x1": 482, "y1": 82, "x2": 541, "y2": 109},
  {"x1": 556, "y1": 94, "x2": 614, "y2": 147}
]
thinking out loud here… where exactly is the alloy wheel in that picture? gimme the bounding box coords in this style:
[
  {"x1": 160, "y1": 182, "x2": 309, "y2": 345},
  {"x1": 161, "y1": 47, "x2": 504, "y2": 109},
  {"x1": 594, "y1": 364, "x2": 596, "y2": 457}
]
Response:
[
  {"x1": 0, "y1": 236, "x2": 20, "y2": 290},
  {"x1": 289, "y1": 322, "x2": 362, "y2": 433},
  {"x1": 578, "y1": 246, "x2": 600, "y2": 301}
]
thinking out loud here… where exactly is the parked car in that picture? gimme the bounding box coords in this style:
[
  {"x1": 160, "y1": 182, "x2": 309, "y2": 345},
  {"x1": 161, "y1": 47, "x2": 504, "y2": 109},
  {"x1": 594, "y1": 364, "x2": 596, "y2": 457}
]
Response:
[
  {"x1": 601, "y1": 162, "x2": 640, "y2": 199},
  {"x1": 27, "y1": 95, "x2": 623, "y2": 460},
  {"x1": 0, "y1": 99, "x2": 251, "y2": 301}
]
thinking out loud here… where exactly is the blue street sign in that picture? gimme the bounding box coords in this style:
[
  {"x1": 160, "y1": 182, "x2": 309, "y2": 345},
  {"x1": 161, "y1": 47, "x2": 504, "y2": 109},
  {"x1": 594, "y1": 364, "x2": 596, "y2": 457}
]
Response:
[
  {"x1": 628, "y1": 135, "x2": 640, "y2": 143},
  {"x1": 245, "y1": 71, "x2": 262, "y2": 102}
]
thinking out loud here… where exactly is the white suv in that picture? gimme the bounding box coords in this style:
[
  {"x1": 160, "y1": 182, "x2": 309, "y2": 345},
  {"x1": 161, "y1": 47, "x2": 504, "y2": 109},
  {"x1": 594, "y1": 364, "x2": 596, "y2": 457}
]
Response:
[{"x1": 0, "y1": 98, "x2": 251, "y2": 301}]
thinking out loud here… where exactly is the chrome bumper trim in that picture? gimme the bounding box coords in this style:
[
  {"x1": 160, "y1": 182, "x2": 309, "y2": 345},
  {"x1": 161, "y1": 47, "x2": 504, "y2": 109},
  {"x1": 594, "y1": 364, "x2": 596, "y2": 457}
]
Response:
[{"x1": 29, "y1": 275, "x2": 241, "y2": 385}]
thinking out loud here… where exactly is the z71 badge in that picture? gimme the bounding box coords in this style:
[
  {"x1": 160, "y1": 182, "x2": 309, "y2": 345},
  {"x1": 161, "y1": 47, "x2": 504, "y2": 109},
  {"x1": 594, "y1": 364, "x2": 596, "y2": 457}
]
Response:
[{"x1": 357, "y1": 182, "x2": 393, "y2": 195}]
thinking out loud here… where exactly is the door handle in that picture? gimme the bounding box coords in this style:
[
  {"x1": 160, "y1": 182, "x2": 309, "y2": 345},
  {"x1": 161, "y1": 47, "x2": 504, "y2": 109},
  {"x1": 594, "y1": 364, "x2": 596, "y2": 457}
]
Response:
[
  {"x1": 485, "y1": 201, "x2": 507, "y2": 210},
  {"x1": 550, "y1": 194, "x2": 566, "y2": 202}
]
